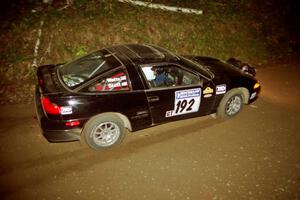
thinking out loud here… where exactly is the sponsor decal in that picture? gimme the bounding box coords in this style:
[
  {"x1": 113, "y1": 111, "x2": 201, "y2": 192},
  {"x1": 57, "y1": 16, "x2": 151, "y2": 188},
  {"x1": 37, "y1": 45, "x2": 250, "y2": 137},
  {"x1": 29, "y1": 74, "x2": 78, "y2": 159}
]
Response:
[
  {"x1": 165, "y1": 110, "x2": 173, "y2": 118},
  {"x1": 165, "y1": 88, "x2": 201, "y2": 117},
  {"x1": 204, "y1": 94, "x2": 213, "y2": 98},
  {"x1": 106, "y1": 75, "x2": 127, "y2": 83},
  {"x1": 216, "y1": 84, "x2": 226, "y2": 95},
  {"x1": 61, "y1": 106, "x2": 72, "y2": 115},
  {"x1": 107, "y1": 75, "x2": 128, "y2": 89},
  {"x1": 250, "y1": 92, "x2": 257, "y2": 100},
  {"x1": 203, "y1": 87, "x2": 214, "y2": 94}
]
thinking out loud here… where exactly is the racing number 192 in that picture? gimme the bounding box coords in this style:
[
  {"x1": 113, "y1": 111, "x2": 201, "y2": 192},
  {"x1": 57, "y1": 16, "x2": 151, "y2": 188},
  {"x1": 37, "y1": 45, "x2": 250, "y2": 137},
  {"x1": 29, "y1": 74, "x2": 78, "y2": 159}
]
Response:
[{"x1": 175, "y1": 99, "x2": 195, "y2": 114}]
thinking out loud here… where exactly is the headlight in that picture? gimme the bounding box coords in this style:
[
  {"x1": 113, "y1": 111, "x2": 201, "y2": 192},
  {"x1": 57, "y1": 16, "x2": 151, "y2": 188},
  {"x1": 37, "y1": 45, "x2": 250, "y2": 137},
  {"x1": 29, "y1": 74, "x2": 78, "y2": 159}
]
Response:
[{"x1": 253, "y1": 82, "x2": 260, "y2": 89}]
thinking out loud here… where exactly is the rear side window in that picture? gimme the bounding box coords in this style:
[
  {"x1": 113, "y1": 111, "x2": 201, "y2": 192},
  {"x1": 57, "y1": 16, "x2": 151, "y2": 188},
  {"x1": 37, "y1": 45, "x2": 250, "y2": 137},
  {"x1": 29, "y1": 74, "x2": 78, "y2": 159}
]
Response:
[
  {"x1": 59, "y1": 50, "x2": 122, "y2": 88},
  {"x1": 88, "y1": 69, "x2": 130, "y2": 92}
]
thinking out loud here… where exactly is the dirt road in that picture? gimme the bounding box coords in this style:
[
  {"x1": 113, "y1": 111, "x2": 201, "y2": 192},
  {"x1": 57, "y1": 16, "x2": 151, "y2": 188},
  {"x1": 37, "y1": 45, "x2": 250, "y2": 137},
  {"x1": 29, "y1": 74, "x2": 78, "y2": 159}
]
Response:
[{"x1": 0, "y1": 62, "x2": 299, "y2": 200}]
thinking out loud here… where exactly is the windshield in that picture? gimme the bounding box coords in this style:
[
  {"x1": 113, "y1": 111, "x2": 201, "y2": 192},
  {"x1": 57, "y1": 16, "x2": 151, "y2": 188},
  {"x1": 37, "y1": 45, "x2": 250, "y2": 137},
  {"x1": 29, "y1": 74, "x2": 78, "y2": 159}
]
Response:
[{"x1": 59, "y1": 50, "x2": 121, "y2": 88}]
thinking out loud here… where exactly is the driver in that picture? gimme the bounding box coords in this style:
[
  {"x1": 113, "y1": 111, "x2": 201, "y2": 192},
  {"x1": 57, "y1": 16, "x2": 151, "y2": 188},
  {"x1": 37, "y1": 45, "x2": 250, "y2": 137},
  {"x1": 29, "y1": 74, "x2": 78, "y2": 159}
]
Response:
[{"x1": 152, "y1": 67, "x2": 168, "y2": 87}]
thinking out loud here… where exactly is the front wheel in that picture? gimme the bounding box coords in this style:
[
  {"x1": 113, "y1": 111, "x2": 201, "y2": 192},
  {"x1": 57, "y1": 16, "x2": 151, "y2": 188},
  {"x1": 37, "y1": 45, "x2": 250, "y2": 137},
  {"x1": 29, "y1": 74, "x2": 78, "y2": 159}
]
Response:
[
  {"x1": 82, "y1": 115, "x2": 125, "y2": 150},
  {"x1": 217, "y1": 89, "x2": 244, "y2": 119}
]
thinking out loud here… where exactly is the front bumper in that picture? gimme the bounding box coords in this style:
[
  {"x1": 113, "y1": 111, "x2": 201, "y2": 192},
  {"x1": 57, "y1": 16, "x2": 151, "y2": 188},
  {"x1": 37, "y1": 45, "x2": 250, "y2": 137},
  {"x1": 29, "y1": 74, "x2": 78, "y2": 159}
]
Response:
[
  {"x1": 34, "y1": 86, "x2": 82, "y2": 142},
  {"x1": 248, "y1": 86, "x2": 261, "y2": 104}
]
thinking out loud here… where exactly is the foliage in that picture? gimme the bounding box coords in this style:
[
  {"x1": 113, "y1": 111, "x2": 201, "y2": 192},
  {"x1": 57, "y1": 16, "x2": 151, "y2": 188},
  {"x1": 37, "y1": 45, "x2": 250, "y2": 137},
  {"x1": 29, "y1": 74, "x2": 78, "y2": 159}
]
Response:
[
  {"x1": 0, "y1": 0, "x2": 295, "y2": 84},
  {"x1": 74, "y1": 0, "x2": 88, "y2": 8},
  {"x1": 73, "y1": 45, "x2": 88, "y2": 58}
]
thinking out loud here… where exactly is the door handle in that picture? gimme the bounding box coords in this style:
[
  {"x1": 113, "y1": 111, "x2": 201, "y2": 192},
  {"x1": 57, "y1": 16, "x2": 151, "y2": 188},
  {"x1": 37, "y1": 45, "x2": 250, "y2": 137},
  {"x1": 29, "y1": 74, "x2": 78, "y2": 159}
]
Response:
[{"x1": 147, "y1": 96, "x2": 160, "y2": 102}]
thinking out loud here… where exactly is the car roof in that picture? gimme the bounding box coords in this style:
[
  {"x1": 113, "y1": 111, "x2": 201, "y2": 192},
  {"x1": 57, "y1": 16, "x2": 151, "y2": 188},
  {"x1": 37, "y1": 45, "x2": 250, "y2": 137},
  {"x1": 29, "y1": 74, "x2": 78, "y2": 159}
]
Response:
[{"x1": 105, "y1": 44, "x2": 179, "y2": 65}]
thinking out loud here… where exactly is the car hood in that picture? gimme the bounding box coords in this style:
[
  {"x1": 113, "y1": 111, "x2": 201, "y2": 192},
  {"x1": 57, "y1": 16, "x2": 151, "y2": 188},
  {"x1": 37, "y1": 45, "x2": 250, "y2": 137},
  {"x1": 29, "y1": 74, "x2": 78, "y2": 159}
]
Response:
[{"x1": 187, "y1": 56, "x2": 245, "y2": 81}]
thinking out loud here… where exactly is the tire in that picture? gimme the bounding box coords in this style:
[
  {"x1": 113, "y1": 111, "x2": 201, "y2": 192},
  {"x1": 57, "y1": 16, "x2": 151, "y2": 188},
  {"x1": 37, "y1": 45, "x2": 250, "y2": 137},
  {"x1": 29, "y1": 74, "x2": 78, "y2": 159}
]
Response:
[
  {"x1": 217, "y1": 89, "x2": 244, "y2": 119},
  {"x1": 82, "y1": 114, "x2": 125, "y2": 150}
]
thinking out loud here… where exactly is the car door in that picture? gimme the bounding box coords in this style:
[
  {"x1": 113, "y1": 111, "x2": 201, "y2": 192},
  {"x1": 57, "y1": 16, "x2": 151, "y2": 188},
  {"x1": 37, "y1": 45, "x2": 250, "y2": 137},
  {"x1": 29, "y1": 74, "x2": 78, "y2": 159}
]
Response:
[
  {"x1": 140, "y1": 63, "x2": 215, "y2": 124},
  {"x1": 79, "y1": 67, "x2": 152, "y2": 131}
]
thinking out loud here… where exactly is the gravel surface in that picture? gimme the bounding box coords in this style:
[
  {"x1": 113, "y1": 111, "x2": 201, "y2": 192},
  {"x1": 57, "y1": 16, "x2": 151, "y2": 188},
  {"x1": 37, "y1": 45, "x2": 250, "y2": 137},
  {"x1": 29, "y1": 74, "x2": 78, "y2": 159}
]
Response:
[{"x1": 0, "y1": 62, "x2": 299, "y2": 200}]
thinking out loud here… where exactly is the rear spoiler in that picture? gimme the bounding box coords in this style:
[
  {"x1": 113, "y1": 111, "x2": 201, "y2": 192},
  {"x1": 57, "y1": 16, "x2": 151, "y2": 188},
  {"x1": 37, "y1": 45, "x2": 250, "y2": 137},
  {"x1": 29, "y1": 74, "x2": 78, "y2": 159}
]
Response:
[
  {"x1": 37, "y1": 64, "x2": 65, "y2": 94},
  {"x1": 226, "y1": 58, "x2": 256, "y2": 76}
]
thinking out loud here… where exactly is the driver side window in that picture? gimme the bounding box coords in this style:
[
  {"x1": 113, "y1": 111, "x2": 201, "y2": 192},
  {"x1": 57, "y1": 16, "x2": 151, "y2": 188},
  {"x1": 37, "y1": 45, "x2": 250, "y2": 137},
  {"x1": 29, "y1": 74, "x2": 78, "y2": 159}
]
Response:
[{"x1": 141, "y1": 64, "x2": 201, "y2": 88}]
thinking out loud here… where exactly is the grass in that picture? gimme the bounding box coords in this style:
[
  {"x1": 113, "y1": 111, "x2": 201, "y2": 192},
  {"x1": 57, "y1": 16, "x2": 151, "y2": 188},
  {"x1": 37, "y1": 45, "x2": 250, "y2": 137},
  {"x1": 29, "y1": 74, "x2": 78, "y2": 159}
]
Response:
[{"x1": 0, "y1": 0, "x2": 292, "y2": 84}]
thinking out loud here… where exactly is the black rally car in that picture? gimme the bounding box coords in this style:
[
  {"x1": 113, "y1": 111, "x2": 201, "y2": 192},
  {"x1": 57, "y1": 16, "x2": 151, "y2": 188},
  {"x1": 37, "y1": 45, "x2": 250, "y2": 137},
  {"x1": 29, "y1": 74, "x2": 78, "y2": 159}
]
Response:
[{"x1": 35, "y1": 44, "x2": 261, "y2": 149}]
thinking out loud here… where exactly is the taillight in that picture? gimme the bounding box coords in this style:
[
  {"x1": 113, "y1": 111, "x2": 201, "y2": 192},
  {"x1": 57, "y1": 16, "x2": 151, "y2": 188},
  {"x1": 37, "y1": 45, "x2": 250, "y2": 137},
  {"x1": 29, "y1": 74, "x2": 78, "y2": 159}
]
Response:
[
  {"x1": 65, "y1": 121, "x2": 80, "y2": 127},
  {"x1": 40, "y1": 96, "x2": 73, "y2": 115},
  {"x1": 40, "y1": 96, "x2": 61, "y2": 115}
]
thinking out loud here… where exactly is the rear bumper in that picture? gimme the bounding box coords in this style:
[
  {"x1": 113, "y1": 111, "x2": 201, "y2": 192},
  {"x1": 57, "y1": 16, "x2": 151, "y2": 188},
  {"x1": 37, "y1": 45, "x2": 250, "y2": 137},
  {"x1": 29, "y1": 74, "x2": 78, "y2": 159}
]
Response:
[
  {"x1": 34, "y1": 86, "x2": 82, "y2": 142},
  {"x1": 42, "y1": 129, "x2": 81, "y2": 142}
]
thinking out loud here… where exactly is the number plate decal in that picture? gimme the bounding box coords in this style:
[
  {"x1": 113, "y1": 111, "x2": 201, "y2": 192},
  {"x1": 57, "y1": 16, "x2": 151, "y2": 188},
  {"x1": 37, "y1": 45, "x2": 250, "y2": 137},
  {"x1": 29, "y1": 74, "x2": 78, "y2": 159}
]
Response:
[
  {"x1": 165, "y1": 88, "x2": 201, "y2": 117},
  {"x1": 61, "y1": 106, "x2": 73, "y2": 115}
]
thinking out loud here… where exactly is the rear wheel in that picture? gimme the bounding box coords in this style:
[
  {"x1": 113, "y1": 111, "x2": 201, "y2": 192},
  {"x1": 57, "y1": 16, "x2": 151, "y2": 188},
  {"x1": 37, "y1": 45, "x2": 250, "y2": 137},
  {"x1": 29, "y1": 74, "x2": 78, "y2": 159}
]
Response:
[
  {"x1": 217, "y1": 89, "x2": 244, "y2": 119},
  {"x1": 82, "y1": 115, "x2": 125, "y2": 149}
]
